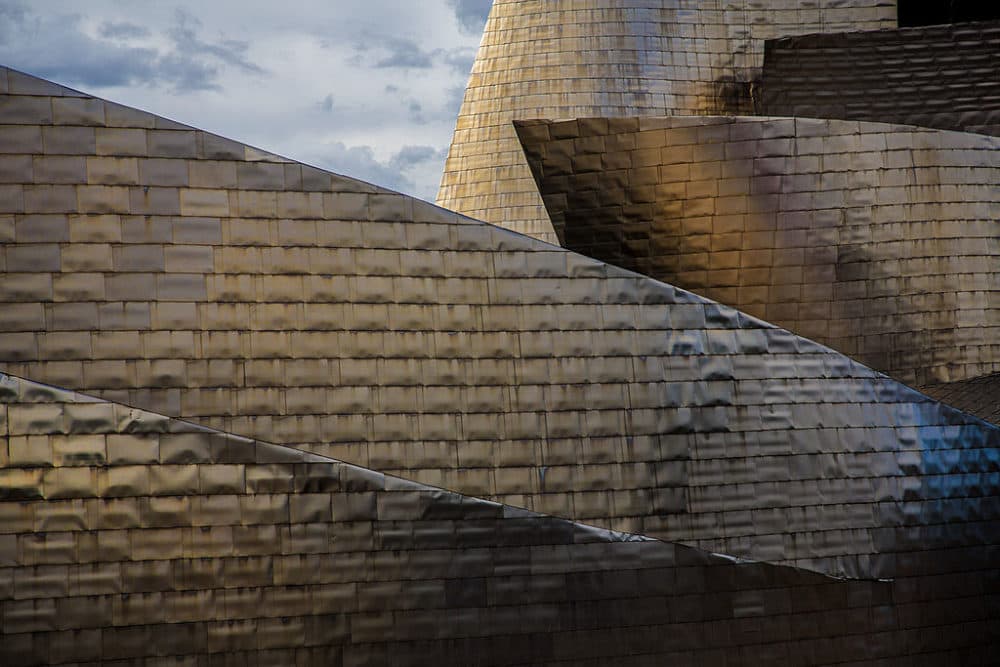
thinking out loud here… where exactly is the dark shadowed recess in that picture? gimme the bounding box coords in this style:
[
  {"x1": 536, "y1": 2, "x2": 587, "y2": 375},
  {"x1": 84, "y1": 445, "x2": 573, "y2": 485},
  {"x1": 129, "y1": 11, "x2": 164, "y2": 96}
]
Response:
[{"x1": 897, "y1": 0, "x2": 1000, "y2": 27}]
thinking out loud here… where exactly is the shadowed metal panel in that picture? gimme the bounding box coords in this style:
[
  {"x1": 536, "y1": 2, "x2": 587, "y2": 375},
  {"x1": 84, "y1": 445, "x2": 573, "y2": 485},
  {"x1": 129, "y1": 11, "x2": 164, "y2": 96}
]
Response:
[
  {"x1": 920, "y1": 372, "x2": 1000, "y2": 425},
  {"x1": 437, "y1": 0, "x2": 897, "y2": 242},
  {"x1": 1, "y1": 371, "x2": 999, "y2": 664},
  {"x1": 761, "y1": 21, "x2": 1000, "y2": 137},
  {"x1": 516, "y1": 115, "x2": 1000, "y2": 387},
  {"x1": 897, "y1": 0, "x2": 1000, "y2": 27}
]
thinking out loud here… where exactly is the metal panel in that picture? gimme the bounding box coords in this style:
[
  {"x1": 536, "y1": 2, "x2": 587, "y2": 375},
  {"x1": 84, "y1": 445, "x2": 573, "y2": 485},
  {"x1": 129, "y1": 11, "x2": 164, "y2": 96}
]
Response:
[
  {"x1": 1, "y1": 371, "x2": 998, "y2": 663},
  {"x1": 1, "y1": 60, "x2": 999, "y2": 662},
  {"x1": 437, "y1": 0, "x2": 897, "y2": 240},
  {"x1": 761, "y1": 21, "x2": 1000, "y2": 136},
  {"x1": 516, "y1": 115, "x2": 1000, "y2": 387}
]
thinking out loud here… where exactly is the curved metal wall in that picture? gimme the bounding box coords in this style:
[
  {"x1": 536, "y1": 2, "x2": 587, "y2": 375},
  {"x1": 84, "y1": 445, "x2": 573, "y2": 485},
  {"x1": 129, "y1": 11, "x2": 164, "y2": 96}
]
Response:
[
  {"x1": 517, "y1": 115, "x2": 1000, "y2": 387},
  {"x1": 436, "y1": 0, "x2": 897, "y2": 242},
  {"x1": 1, "y1": 68, "x2": 1000, "y2": 582}
]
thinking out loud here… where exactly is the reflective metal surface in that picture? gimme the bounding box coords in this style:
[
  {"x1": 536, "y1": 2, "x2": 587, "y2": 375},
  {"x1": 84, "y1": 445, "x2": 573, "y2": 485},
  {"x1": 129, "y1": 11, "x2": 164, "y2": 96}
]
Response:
[
  {"x1": 437, "y1": 0, "x2": 898, "y2": 241},
  {"x1": 2, "y1": 44, "x2": 1000, "y2": 662},
  {"x1": 516, "y1": 115, "x2": 1000, "y2": 387},
  {"x1": 2, "y1": 63, "x2": 1000, "y2": 577},
  {"x1": 6, "y1": 371, "x2": 996, "y2": 665}
]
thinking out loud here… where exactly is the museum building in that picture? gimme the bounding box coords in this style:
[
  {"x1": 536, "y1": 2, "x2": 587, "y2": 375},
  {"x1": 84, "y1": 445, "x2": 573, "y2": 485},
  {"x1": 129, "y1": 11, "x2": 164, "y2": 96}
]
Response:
[{"x1": 1, "y1": 1, "x2": 999, "y2": 663}]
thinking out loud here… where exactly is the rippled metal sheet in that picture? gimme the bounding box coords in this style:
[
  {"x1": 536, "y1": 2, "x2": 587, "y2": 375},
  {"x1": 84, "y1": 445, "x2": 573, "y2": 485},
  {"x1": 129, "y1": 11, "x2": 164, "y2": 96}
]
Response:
[
  {"x1": 516, "y1": 115, "x2": 1000, "y2": 387},
  {"x1": 436, "y1": 0, "x2": 897, "y2": 241},
  {"x1": 761, "y1": 21, "x2": 1000, "y2": 137},
  {"x1": 2, "y1": 371, "x2": 999, "y2": 664},
  {"x1": 1, "y1": 66, "x2": 999, "y2": 584}
]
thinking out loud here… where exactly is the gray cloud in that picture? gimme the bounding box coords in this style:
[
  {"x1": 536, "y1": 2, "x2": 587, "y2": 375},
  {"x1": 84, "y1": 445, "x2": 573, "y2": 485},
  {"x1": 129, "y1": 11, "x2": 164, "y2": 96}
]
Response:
[
  {"x1": 0, "y1": 6, "x2": 156, "y2": 87},
  {"x1": 0, "y1": 0, "x2": 481, "y2": 202},
  {"x1": 374, "y1": 37, "x2": 435, "y2": 69},
  {"x1": 446, "y1": 85, "x2": 466, "y2": 112},
  {"x1": 0, "y1": 1, "x2": 26, "y2": 25},
  {"x1": 98, "y1": 21, "x2": 151, "y2": 40},
  {"x1": 390, "y1": 145, "x2": 446, "y2": 171},
  {"x1": 447, "y1": 0, "x2": 492, "y2": 34},
  {"x1": 314, "y1": 143, "x2": 447, "y2": 196},
  {"x1": 408, "y1": 100, "x2": 425, "y2": 124},
  {"x1": 441, "y1": 48, "x2": 477, "y2": 75},
  {"x1": 361, "y1": 37, "x2": 472, "y2": 74},
  {"x1": 0, "y1": 2, "x2": 264, "y2": 92},
  {"x1": 168, "y1": 9, "x2": 263, "y2": 75}
]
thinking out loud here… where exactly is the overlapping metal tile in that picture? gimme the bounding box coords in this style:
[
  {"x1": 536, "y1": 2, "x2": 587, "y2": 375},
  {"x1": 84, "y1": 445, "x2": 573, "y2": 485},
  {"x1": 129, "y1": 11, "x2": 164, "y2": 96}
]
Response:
[
  {"x1": 1, "y1": 371, "x2": 998, "y2": 664},
  {"x1": 1, "y1": 66, "x2": 1000, "y2": 586},
  {"x1": 920, "y1": 372, "x2": 1000, "y2": 426},
  {"x1": 760, "y1": 21, "x2": 1000, "y2": 137},
  {"x1": 515, "y1": 115, "x2": 1000, "y2": 387}
]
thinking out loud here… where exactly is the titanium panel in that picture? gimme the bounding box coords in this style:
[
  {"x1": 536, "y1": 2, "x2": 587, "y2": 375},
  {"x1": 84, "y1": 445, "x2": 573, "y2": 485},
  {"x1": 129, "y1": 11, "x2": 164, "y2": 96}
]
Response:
[
  {"x1": 1, "y1": 372, "x2": 999, "y2": 664},
  {"x1": 920, "y1": 372, "x2": 1000, "y2": 425},
  {"x1": 1, "y1": 67, "x2": 999, "y2": 582},
  {"x1": 516, "y1": 115, "x2": 1000, "y2": 387},
  {"x1": 436, "y1": 0, "x2": 898, "y2": 241},
  {"x1": 761, "y1": 21, "x2": 1000, "y2": 137}
]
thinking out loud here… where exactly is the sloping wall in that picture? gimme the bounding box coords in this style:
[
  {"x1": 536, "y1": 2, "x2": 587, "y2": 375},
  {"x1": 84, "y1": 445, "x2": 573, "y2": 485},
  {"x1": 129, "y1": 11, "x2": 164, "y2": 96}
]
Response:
[
  {"x1": 3, "y1": 372, "x2": 926, "y2": 665},
  {"x1": 1, "y1": 67, "x2": 999, "y2": 581}
]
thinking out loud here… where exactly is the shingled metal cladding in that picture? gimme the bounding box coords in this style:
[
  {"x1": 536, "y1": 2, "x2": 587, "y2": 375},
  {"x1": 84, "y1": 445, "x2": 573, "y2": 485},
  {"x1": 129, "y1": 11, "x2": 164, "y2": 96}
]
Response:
[
  {"x1": 515, "y1": 116, "x2": 1000, "y2": 388},
  {"x1": 4, "y1": 65, "x2": 1000, "y2": 584},
  {"x1": 436, "y1": 0, "x2": 897, "y2": 242},
  {"x1": 3, "y1": 24, "x2": 1000, "y2": 660},
  {"x1": 6, "y1": 371, "x2": 998, "y2": 665},
  {"x1": 760, "y1": 21, "x2": 1000, "y2": 137}
]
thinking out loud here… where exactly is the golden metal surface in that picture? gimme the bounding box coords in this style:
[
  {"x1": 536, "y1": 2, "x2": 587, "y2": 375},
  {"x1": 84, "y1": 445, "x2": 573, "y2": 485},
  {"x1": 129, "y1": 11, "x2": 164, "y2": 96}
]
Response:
[
  {"x1": 516, "y1": 115, "x2": 1000, "y2": 387},
  {"x1": 2, "y1": 24, "x2": 1000, "y2": 660},
  {"x1": 437, "y1": 0, "x2": 897, "y2": 241},
  {"x1": 1, "y1": 65, "x2": 999, "y2": 582}
]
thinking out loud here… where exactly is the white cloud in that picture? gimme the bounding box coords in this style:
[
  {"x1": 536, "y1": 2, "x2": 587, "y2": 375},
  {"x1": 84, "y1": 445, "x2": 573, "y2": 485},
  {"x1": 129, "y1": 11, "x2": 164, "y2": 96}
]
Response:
[{"x1": 0, "y1": 0, "x2": 484, "y2": 202}]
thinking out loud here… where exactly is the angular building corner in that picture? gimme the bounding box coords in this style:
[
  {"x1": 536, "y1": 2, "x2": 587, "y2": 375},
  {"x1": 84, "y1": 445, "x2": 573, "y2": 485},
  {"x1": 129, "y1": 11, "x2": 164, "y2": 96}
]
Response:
[
  {"x1": 515, "y1": 114, "x2": 1000, "y2": 388},
  {"x1": 3, "y1": 0, "x2": 1000, "y2": 662},
  {"x1": 436, "y1": 0, "x2": 897, "y2": 242}
]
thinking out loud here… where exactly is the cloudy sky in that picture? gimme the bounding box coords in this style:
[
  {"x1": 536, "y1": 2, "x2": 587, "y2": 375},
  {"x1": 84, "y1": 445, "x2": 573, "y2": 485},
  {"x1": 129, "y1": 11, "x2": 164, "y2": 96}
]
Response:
[{"x1": 0, "y1": 0, "x2": 492, "y2": 201}]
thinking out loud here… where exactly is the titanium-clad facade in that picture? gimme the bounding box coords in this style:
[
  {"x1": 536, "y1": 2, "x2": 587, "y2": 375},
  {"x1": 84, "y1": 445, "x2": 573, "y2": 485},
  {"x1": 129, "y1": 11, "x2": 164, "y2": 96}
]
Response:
[
  {"x1": 3, "y1": 0, "x2": 1000, "y2": 661},
  {"x1": 437, "y1": 0, "x2": 897, "y2": 242},
  {"x1": 516, "y1": 115, "x2": 1000, "y2": 387},
  {"x1": 3, "y1": 66, "x2": 1000, "y2": 579},
  {"x1": 760, "y1": 21, "x2": 1000, "y2": 137},
  {"x1": 921, "y1": 371, "x2": 1000, "y2": 425},
  {"x1": 4, "y1": 371, "x2": 996, "y2": 665}
]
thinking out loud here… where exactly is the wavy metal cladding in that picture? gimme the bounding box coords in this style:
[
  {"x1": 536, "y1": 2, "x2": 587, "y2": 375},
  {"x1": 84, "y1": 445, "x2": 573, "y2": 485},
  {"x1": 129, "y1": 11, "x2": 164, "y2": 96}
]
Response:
[
  {"x1": 515, "y1": 115, "x2": 1000, "y2": 388},
  {"x1": 760, "y1": 21, "x2": 1000, "y2": 137},
  {"x1": 1, "y1": 67, "x2": 1000, "y2": 584},
  {"x1": 436, "y1": 0, "x2": 897, "y2": 242},
  {"x1": 5, "y1": 371, "x2": 995, "y2": 665}
]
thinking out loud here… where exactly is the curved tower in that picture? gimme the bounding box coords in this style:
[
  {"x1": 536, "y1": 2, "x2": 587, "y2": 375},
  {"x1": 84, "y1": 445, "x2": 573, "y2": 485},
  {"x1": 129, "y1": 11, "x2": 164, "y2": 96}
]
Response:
[{"x1": 437, "y1": 0, "x2": 897, "y2": 243}]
